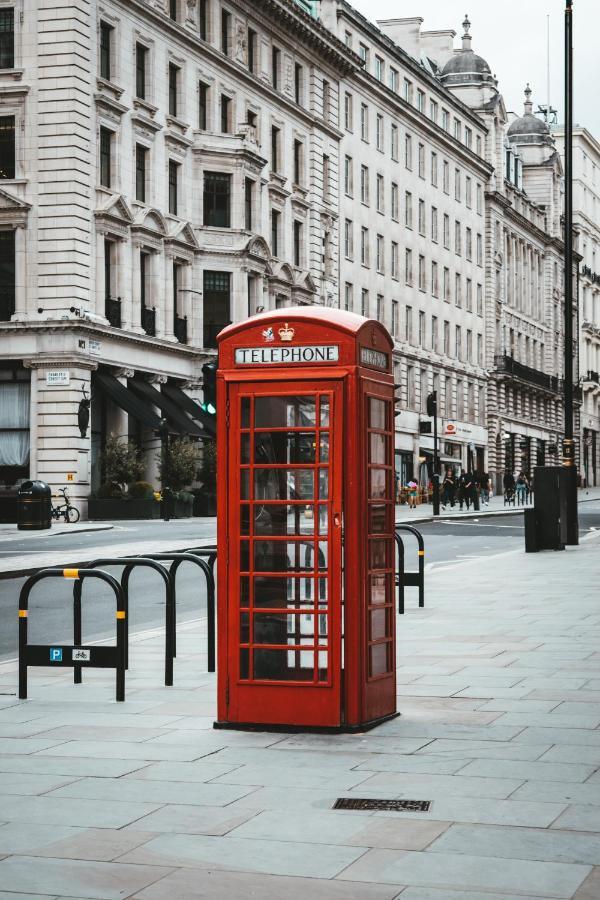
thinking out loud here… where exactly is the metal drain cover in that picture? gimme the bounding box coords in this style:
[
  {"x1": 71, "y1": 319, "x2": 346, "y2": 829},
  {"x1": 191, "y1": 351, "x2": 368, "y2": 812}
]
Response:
[{"x1": 333, "y1": 798, "x2": 431, "y2": 812}]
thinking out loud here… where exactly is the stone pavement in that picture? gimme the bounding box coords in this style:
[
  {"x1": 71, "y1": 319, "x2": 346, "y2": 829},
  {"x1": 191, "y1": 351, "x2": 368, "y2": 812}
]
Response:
[{"x1": 0, "y1": 534, "x2": 599, "y2": 898}]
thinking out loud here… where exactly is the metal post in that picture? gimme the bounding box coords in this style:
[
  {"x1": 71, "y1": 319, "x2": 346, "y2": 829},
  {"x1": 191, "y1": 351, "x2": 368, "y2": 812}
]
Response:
[
  {"x1": 563, "y1": 0, "x2": 579, "y2": 544},
  {"x1": 432, "y1": 392, "x2": 440, "y2": 516},
  {"x1": 73, "y1": 578, "x2": 82, "y2": 684}
]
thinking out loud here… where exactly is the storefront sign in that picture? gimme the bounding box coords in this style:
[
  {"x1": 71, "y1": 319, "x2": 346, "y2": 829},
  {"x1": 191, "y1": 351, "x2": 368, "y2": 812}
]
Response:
[
  {"x1": 45, "y1": 371, "x2": 70, "y2": 386},
  {"x1": 444, "y1": 421, "x2": 474, "y2": 439},
  {"x1": 360, "y1": 347, "x2": 388, "y2": 370},
  {"x1": 235, "y1": 345, "x2": 339, "y2": 365}
]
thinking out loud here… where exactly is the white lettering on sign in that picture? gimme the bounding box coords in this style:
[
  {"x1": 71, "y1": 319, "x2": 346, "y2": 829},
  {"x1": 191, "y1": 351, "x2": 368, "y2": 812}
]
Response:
[
  {"x1": 360, "y1": 347, "x2": 388, "y2": 370},
  {"x1": 45, "y1": 370, "x2": 70, "y2": 386},
  {"x1": 72, "y1": 648, "x2": 91, "y2": 662},
  {"x1": 235, "y1": 345, "x2": 340, "y2": 365},
  {"x1": 89, "y1": 339, "x2": 102, "y2": 355}
]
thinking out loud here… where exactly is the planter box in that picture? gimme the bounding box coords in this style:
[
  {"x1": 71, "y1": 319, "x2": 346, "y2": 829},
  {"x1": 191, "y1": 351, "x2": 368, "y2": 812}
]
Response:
[
  {"x1": 193, "y1": 492, "x2": 217, "y2": 517},
  {"x1": 88, "y1": 498, "x2": 160, "y2": 520}
]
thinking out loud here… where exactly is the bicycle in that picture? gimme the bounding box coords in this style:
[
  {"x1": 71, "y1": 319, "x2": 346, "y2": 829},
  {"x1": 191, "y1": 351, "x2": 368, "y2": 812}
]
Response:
[{"x1": 51, "y1": 486, "x2": 80, "y2": 523}]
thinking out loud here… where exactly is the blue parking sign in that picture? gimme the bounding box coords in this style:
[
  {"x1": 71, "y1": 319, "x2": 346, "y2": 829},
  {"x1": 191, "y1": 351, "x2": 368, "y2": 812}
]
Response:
[{"x1": 49, "y1": 648, "x2": 63, "y2": 662}]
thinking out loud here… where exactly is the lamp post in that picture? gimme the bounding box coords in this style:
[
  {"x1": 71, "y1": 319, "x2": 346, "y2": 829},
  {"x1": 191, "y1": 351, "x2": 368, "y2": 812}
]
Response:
[
  {"x1": 427, "y1": 391, "x2": 440, "y2": 516},
  {"x1": 563, "y1": 0, "x2": 579, "y2": 544}
]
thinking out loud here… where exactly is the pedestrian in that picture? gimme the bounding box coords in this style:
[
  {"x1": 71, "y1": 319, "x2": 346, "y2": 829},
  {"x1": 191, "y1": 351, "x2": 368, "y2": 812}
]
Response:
[
  {"x1": 503, "y1": 471, "x2": 515, "y2": 505},
  {"x1": 407, "y1": 478, "x2": 418, "y2": 509},
  {"x1": 458, "y1": 471, "x2": 473, "y2": 510},
  {"x1": 442, "y1": 469, "x2": 456, "y2": 509},
  {"x1": 515, "y1": 471, "x2": 529, "y2": 505},
  {"x1": 479, "y1": 471, "x2": 491, "y2": 507}
]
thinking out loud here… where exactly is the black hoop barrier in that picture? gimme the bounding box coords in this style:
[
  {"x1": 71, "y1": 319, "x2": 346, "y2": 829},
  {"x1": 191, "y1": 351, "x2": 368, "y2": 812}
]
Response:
[
  {"x1": 82, "y1": 558, "x2": 174, "y2": 686},
  {"x1": 19, "y1": 568, "x2": 126, "y2": 701},
  {"x1": 184, "y1": 545, "x2": 217, "y2": 582},
  {"x1": 139, "y1": 552, "x2": 216, "y2": 673},
  {"x1": 394, "y1": 525, "x2": 425, "y2": 614}
]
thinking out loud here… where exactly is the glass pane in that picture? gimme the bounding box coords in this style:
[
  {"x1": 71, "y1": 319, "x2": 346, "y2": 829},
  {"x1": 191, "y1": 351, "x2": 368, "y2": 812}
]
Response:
[
  {"x1": 240, "y1": 576, "x2": 250, "y2": 606},
  {"x1": 240, "y1": 612, "x2": 250, "y2": 643},
  {"x1": 254, "y1": 469, "x2": 314, "y2": 501},
  {"x1": 318, "y1": 650, "x2": 328, "y2": 681},
  {"x1": 370, "y1": 433, "x2": 386, "y2": 464},
  {"x1": 370, "y1": 643, "x2": 389, "y2": 677},
  {"x1": 240, "y1": 647, "x2": 249, "y2": 678},
  {"x1": 254, "y1": 575, "x2": 318, "y2": 609},
  {"x1": 241, "y1": 398, "x2": 250, "y2": 428},
  {"x1": 370, "y1": 608, "x2": 387, "y2": 641},
  {"x1": 370, "y1": 573, "x2": 389, "y2": 605},
  {"x1": 318, "y1": 505, "x2": 328, "y2": 534},
  {"x1": 240, "y1": 469, "x2": 249, "y2": 499},
  {"x1": 253, "y1": 504, "x2": 316, "y2": 535},
  {"x1": 318, "y1": 576, "x2": 328, "y2": 608},
  {"x1": 370, "y1": 468, "x2": 387, "y2": 499},
  {"x1": 253, "y1": 648, "x2": 314, "y2": 680},
  {"x1": 253, "y1": 612, "x2": 314, "y2": 645},
  {"x1": 370, "y1": 397, "x2": 387, "y2": 429},
  {"x1": 318, "y1": 469, "x2": 329, "y2": 499},
  {"x1": 241, "y1": 433, "x2": 251, "y2": 464},
  {"x1": 254, "y1": 540, "x2": 316, "y2": 572},
  {"x1": 318, "y1": 613, "x2": 328, "y2": 639},
  {"x1": 254, "y1": 431, "x2": 316, "y2": 465},
  {"x1": 319, "y1": 433, "x2": 330, "y2": 462},
  {"x1": 369, "y1": 504, "x2": 387, "y2": 533},
  {"x1": 255, "y1": 396, "x2": 316, "y2": 428},
  {"x1": 369, "y1": 538, "x2": 389, "y2": 569},
  {"x1": 317, "y1": 541, "x2": 328, "y2": 570},
  {"x1": 320, "y1": 397, "x2": 330, "y2": 426},
  {"x1": 240, "y1": 504, "x2": 250, "y2": 535},
  {"x1": 240, "y1": 541, "x2": 249, "y2": 571}
]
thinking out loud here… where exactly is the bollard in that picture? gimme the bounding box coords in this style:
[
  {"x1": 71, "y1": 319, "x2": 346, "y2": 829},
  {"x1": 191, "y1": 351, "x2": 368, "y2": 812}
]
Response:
[{"x1": 19, "y1": 568, "x2": 126, "y2": 701}]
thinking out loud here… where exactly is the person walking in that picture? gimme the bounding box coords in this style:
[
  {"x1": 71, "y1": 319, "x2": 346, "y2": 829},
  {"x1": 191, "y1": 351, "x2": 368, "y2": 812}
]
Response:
[
  {"x1": 458, "y1": 470, "x2": 473, "y2": 510},
  {"x1": 442, "y1": 469, "x2": 456, "y2": 509},
  {"x1": 407, "y1": 478, "x2": 418, "y2": 509},
  {"x1": 515, "y1": 471, "x2": 529, "y2": 505},
  {"x1": 503, "y1": 470, "x2": 516, "y2": 505},
  {"x1": 479, "y1": 471, "x2": 491, "y2": 507}
]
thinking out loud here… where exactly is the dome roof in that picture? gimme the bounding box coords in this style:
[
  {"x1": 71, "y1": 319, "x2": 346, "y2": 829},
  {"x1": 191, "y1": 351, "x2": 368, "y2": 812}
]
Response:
[
  {"x1": 507, "y1": 85, "x2": 551, "y2": 144},
  {"x1": 440, "y1": 16, "x2": 496, "y2": 88}
]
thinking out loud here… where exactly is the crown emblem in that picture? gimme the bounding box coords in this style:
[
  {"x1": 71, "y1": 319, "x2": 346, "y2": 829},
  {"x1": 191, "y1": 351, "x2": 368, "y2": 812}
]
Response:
[{"x1": 278, "y1": 322, "x2": 294, "y2": 342}]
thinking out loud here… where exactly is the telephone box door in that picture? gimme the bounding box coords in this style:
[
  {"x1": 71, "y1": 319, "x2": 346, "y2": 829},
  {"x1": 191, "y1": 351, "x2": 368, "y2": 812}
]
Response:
[{"x1": 225, "y1": 379, "x2": 343, "y2": 727}]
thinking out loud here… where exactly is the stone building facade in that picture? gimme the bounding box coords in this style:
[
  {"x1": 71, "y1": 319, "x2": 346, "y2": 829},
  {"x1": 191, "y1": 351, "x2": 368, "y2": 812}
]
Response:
[
  {"x1": 320, "y1": 4, "x2": 491, "y2": 483},
  {"x1": 553, "y1": 126, "x2": 600, "y2": 486},
  {"x1": 0, "y1": 0, "x2": 354, "y2": 514}
]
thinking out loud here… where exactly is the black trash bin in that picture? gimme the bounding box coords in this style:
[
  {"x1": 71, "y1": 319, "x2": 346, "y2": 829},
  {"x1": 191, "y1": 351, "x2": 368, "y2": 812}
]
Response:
[{"x1": 17, "y1": 480, "x2": 52, "y2": 530}]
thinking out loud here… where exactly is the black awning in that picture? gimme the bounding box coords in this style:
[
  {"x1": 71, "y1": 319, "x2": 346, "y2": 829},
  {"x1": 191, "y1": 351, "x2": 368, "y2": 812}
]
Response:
[
  {"x1": 94, "y1": 372, "x2": 163, "y2": 430},
  {"x1": 162, "y1": 383, "x2": 217, "y2": 439},
  {"x1": 128, "y1": 378, "x2": 205, "y2": 438}
]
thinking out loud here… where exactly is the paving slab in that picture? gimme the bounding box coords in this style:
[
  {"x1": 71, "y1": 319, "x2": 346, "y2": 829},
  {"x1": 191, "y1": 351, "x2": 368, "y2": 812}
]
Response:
[
  {"x1": 0, "y1": 794, "x2": 163, "y2": 829},
  {"x1": 339, "y1": 847, "x2": 590, "y2": 897},
  {"x1": 572, "y1": 866, "x2": 600, "y2": 899},
  {"x1": 429, "y1": 822, "x2": 600, "y2": 864},
  {"x1": 0, "y1": 856, "x2": 173, "y2": 900},
  {"x1": 457, "y1": 758, "x2": 597, "y2": 783},
  {"x1": 47, "y1": 776, "x2": 256, "y2": 807},
  {"x1": 129, "y1": 867, "x2": 403, "y2": 899}
]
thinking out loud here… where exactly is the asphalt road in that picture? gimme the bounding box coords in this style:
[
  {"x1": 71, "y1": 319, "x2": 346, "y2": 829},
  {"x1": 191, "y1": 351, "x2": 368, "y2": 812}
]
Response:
[{"x1": 0, "y1": 505, "x2": 598, "y2": 661}]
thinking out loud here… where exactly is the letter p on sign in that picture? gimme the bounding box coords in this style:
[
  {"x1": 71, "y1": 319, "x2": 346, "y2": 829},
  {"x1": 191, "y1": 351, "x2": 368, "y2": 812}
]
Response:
[{"x1": 49, "y1": 648, "x2": 63, "y2": 662}]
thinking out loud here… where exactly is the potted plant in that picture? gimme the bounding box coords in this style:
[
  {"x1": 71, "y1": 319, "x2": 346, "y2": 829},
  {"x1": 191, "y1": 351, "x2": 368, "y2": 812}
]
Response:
[
  {"x1": 88, "y1": 435, "x2": 159, "y2": 519},
  {"x1": 158, "y1": 437, "x2": 198, "y2": 518},
  {"x1": 194, "y1": 440, "x2": 217, "y2": 516}
]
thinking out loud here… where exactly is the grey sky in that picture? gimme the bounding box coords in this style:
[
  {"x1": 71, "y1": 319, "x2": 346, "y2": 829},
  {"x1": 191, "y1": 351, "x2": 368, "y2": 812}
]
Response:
[{"x1": 350, "y1": 0, "x2": 600, "y2": 136}]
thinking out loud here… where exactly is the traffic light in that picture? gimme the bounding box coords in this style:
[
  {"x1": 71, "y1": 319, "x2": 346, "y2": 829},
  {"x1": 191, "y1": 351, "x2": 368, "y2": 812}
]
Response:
[
  {"x1": 426, "y1": 391, "x2": 437, "y2": 418},
  {"x1": 201, "y1": 360, "x2": 217, "y2": 417}
]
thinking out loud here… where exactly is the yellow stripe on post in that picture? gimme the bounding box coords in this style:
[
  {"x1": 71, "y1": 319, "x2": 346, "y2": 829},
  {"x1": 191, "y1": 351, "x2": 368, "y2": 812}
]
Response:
[
  {"x1": 115, "y1": 610, "x2": 126, "y2": 619},
  {"x1": 63, "y1": 568, "x2": 79, "y2": 579},
  {"x1": 18, "y1": 609, "x2": 28, "y2": 618},
  {"x1": 418, "y1": 550, "x2": 425, "y2": 557}
]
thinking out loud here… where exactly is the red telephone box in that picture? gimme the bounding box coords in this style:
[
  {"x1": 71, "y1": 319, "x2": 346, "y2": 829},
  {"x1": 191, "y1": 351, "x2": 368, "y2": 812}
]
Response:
[{"x1": 215, "y1": 308, "x2": 397, "y2": 731}]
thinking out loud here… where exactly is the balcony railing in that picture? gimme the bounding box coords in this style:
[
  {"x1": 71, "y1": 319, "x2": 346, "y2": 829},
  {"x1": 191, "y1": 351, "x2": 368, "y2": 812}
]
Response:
[
  {"x1": 142, "y1": 305, "x2": 156, "y2": 337},
  {"x1": 494, "y1": 353, "x2": 560, "y2": 392},
  {"x1": 104, "y1": 296, "x2": 121, "y2": 328},
  {"x1": 204, "y1": 321, "x2": 230, "y2": 349},
  {"x1": 584, "y1": 370, "x2": 599, "y2": 384},
  {"x1": 174, "y1": 314, "x2": 188, "y2": 344}
]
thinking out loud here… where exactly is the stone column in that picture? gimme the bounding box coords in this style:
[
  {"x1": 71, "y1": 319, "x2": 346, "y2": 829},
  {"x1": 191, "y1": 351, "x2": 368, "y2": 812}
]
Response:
[
  {"x1": 163, "y1": 249, "x2": 175, "y2": 340},
  {"x1": 95, "y1": 231, "x2": 105, "y2": 318},
  {"x1": 12, "y1": 225, "x2": 27, "y2": 320},
  {"x1": 28, "y1": 367, "x2": 38, "y2": 479},
  {"x1": 130, "y1": 241, "x2": 143, "y2": 334}
]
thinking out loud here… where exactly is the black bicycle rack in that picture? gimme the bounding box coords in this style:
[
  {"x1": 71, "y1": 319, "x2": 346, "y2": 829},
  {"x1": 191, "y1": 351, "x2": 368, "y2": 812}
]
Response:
[
  {"x1": 83, "y1": 558, "x2": 175, "y2": 685},
  {"x1": 394, "y1": 525, "x2": 425, "y2": 614},
  {"x1": 19, "y1": 568, "x2": 126, "y2": 701},
  {"x1": 138, "y1": 552, "x2": 216, "y2": 673}
]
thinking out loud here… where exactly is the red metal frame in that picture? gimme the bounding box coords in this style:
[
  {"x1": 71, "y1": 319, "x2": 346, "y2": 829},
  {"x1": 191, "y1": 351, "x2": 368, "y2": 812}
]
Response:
[{"x1": 216, "y1": 309, "x2": 396, "y2": 731}]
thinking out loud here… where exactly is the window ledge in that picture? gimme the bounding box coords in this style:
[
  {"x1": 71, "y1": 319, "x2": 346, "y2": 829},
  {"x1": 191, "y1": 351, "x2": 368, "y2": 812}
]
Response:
[
  {"x1": 133, "y1": 97, "x2": 158, "y2": 119},
  {"x1": 0, "y1": 68, "x2": 24, "y2": 81},
  {"x1": 166, "y1": 115, "x2": 190, "y2": 135},
  {"x1": 96, "y1": 77, "x2": 124, "y2": 100}
]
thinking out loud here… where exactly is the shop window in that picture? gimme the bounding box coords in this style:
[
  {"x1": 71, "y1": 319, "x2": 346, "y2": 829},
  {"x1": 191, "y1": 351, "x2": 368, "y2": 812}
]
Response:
[
  {"x1": 0, "y1": 115, "x2": 14, "y2": 179},
  {"x1": 204, "y1": 171, "x2": 231, "y2": 227},
  {"x1": 0, "y1": 373, "x2": 30, "y2": 480}
]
